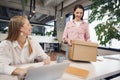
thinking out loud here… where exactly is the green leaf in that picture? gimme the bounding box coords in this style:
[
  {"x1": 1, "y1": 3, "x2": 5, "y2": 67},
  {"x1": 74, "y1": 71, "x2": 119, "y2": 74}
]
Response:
[{"x1": 89, "y1": 0, "x2": 120, "y2": 46}]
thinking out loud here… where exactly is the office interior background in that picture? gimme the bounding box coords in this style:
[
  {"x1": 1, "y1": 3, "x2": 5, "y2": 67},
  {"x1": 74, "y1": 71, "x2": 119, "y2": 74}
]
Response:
[{"x1": 0, "y1": 0, "x2": 120, "y2": 55}]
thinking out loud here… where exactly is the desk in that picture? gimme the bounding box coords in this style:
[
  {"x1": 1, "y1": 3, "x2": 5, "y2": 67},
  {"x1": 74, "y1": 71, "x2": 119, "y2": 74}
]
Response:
[
  {"x1": 61, "y1": 54, "x2": 120, "y2": 80},
  {"x1": 0, "y1": 75, "x2": 18, "y2": 80},
  {"x1": 0, "y1": 54, "x2": 120, "y2": 80}
]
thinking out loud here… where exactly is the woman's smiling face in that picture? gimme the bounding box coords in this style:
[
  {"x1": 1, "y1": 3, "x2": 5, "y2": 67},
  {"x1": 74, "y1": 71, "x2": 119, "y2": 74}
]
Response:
[{"x1": 74, "y1": 8, "x2": 83, "y2": 21}]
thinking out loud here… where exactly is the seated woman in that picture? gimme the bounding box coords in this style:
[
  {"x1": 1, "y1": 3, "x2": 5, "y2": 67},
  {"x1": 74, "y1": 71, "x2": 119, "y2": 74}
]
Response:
[{"x1": 0, "y1": 16, "x2": 51, "y2": 77}]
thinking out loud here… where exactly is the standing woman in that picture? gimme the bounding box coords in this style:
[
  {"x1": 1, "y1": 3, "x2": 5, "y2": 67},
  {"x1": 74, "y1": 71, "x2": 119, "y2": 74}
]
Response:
[
  {"x1": 63, "y1": 4, "x2": 90, "y2": 58},
  {"x1": 0, "y1": 16, "x2": 50, "y2": 77}
]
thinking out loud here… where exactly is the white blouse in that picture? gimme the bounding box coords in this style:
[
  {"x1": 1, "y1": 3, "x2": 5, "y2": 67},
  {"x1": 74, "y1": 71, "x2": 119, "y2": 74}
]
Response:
[{"x1": 0, "y1": 37, "x2": 49, "y2": 75}]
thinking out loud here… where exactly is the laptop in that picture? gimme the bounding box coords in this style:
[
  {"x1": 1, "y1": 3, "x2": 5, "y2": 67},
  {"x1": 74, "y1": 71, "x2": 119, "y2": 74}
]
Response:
[{"x1": 24, "y1": 62, "x2": 70, "y2": 80}]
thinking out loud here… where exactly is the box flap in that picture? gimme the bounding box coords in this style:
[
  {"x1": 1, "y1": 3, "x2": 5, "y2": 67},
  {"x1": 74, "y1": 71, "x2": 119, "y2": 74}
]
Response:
[{"x1": 72, "y1": 40, "x2": 98, "y2": 47}]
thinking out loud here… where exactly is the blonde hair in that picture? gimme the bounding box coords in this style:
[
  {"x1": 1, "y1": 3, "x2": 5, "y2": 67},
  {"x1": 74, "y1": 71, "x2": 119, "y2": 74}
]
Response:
[
  {"x1": 28, "y1": 37, "x2": 33, "y2": 55},
  {"x1": 6, "y1": 16, "x2": 33, "y2": 55},
  {"x1": 6, "y1": 16, "x2": 26, "y2": 41}
]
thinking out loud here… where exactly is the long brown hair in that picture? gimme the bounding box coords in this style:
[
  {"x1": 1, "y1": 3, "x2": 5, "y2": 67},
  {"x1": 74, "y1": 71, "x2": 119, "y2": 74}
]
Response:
[
  {"x1": 6, "y1": 16, "x2": 33, "y2": 55},
  {"x1": 6, "y1": 16, "x2": 26, "y2": 41},
  {"x1": 73, "y1": 4, "x2": 84, "y2": 20}
]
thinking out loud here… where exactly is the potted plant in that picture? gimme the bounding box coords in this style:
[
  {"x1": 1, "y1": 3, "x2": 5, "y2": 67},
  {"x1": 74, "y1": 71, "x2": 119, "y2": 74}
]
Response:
[{"x1": 89, "y1": 0, "x2": 120, "y2": 46}]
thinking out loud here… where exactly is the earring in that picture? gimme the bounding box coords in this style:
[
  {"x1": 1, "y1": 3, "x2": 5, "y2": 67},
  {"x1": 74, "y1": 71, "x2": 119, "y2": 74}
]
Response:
[{"x1": 20, "y1": 32, "x2": 23, "y2": 36}]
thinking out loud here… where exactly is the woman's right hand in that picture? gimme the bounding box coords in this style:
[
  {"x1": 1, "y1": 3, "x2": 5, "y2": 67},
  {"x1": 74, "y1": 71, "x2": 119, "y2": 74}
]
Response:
[
  {"x1": 12, "y1": 68, "x2": 27, "y2": 78},
  {"x1": 63, "y1": 38, "x2": 72, "y2": 46},
  {"x1": 67, "y1": 39, "x2": 72, "y2": 46}
]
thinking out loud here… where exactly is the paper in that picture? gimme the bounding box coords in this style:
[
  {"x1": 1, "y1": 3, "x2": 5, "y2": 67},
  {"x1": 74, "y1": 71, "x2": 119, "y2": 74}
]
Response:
[{"x1": 65, "y1": 66, "x2": 89, "y2": 78}]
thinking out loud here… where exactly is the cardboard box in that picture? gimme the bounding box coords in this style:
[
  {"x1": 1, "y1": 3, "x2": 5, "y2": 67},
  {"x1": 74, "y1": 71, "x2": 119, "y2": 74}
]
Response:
[{"x1": 68, "y1": 40, "x2": 98, "y2": 62}]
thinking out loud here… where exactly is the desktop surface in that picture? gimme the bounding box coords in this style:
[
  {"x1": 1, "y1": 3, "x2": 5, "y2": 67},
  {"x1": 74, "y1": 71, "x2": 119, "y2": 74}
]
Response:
[
  {"x1": 0, "y1": 54, "x2": 120, "y2": 80},
  {"x1": 62, "y1": 54, "x2": 120, "y2": 80}
]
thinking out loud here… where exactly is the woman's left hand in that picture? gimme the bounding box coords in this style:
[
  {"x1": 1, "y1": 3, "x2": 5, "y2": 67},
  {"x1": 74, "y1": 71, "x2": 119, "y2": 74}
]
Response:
[{"x1": 43, "y1": 57, "x2": 51, "y2": 65}]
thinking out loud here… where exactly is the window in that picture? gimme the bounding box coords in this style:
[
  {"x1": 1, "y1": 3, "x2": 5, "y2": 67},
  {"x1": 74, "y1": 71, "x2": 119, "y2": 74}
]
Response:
[{"x1": 45, "y1": 21, "x2": 54, "y2": 36}]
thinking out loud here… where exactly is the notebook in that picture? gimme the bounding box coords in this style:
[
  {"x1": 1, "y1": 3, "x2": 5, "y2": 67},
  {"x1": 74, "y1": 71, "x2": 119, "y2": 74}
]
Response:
[
  {"x1": 65, "y1": 66, "x2": 89, "y2": 78},
  {"x1": 24, "y1": 62, "x2": 70, "y2": 80}
]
